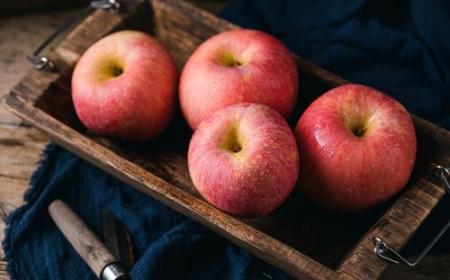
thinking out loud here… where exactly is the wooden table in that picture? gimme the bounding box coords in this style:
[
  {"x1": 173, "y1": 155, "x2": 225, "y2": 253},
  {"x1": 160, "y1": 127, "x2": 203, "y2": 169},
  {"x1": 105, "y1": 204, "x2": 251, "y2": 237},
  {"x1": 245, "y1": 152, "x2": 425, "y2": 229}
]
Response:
[{"x1": 0, "y1": 5, "x2": 448, "y2": 280}]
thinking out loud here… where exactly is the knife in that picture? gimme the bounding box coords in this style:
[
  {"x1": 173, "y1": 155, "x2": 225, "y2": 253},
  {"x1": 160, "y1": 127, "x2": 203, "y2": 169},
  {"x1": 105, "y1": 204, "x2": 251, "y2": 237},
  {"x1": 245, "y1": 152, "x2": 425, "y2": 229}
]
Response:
[{"x1": 48, "y1": 200, "x2": 128, "y2": 280}]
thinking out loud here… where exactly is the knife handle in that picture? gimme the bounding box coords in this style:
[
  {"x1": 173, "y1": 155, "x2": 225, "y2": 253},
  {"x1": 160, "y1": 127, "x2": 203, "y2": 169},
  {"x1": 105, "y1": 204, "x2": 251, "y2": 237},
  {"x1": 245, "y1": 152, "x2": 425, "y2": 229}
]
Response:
[{"x1": 48, "y1": 200, "x2": 127, "y2": 280}]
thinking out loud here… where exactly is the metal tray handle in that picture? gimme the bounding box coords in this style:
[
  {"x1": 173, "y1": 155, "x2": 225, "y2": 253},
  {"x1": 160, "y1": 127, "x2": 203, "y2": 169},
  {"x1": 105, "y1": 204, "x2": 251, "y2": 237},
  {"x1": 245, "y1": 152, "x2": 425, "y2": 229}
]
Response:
[
  {"x1": 373, "y1": 164, "x2": 450, "y2": 267},
  {"x1": 28, "y1": 0, "x2": 120, "y2": 70}
]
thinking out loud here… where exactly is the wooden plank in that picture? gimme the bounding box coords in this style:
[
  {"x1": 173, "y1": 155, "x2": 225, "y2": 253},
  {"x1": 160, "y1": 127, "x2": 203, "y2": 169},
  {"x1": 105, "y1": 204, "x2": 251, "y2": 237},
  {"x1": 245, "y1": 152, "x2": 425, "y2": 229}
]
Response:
[
  {"x1": 1, "y1": 199, "x2": 15, "y2": 280},
  {"x1": 0, "y1": 124, "x2": 48, "y2": 258},
  {"x1": 0, "y1": 177, "x2": 28, "y2": 209},
  {"x1": 0, "y1": 200, "x2": 16, "y2": 261},
  {"x1": 0, "y1": 0, "x2": 86, "y2": 16},
  {"x1": 0, "y1": 9, "x2": 80, "y2": 125},
  {"x1": 0, "y1": 124, "x2": 47, "y2": 179},
  {"x1": 0, "y1": 9, "x2": 59, "y2": 270},
  {"x1": 383, "y1": 254, "x2": 450, "y2": 279},
  {"x1": 0, "y1": 262, "x2": 8, "y2": 280}
]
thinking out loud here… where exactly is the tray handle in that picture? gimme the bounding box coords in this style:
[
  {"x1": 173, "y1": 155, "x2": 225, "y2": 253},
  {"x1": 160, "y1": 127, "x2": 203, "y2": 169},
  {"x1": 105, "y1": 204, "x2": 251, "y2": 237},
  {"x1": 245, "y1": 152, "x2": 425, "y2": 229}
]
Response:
[
  {"x1": 373, "y1": 164, "x2": 450, "y2": 267},
  {"x1": 27, "y1": 0, "x2": 120, "y2": 71}
]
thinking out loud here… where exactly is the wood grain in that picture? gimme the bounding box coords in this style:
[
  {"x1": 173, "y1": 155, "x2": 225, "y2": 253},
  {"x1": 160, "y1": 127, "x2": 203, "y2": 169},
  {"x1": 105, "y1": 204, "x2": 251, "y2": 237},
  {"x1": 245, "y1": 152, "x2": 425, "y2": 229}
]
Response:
[
  {"x1": 0, "y1": 0, "x2": 86, "y2": 16},
  {"x1": 0, "y1": 8, "x2": 76, "y2": 277},
  {"x1": 0, "y1": 119, "x2": 48, "y2": 214},
  {"x1": 0, "y1": 9, "x2": 80, "y2": 125},
  {"x1": 2, "y1": 0, "x2": 450, "y2": 279},
  {"x1": 0, "y1": 260, "x2": 8, "y2": 280}
]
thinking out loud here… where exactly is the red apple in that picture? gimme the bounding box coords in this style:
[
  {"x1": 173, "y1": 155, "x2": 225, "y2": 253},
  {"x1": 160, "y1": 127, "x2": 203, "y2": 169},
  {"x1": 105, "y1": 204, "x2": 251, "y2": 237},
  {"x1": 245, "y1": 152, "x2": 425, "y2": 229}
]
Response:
[
  {"x1": 188, "y1": 103, "x2": 300, "y2": 217},
  {"x1": 180, "y1": 29, "x2": 298, "y2": 130},
  {"x1": 295, "y1": 84, "x2": 416, "y2": 211},
  {"x1": 72, "y1": 30, "x2": 177, "y2": 141}
]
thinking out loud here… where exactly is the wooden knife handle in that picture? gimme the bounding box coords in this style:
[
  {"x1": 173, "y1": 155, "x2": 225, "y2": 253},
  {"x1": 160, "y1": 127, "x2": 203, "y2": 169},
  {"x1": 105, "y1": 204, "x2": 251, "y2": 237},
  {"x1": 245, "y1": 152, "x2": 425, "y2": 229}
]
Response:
[{"x1": 48, "y1": 200, "x2": 118, "y2": 278}]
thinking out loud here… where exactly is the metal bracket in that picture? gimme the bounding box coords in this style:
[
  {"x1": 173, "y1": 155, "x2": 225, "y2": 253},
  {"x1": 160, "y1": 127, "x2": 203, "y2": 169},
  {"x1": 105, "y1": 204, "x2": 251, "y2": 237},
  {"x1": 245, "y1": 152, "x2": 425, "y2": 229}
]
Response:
[
  {"x1": 27, "y1": 0, "x2": 121, "y2": 71},
  {"x1": 373, "y1": 164, "x2": 450, "y2": 267},
  {"x1": 90, "y1": 0, "x2": 121, "y2": 11}
]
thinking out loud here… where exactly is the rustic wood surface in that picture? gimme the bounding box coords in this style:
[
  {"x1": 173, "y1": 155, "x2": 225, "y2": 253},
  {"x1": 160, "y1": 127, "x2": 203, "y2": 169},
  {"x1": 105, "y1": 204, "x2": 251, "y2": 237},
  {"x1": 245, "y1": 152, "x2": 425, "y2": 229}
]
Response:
[
  {"x1": 0, "y1": 0, "x2": 87, "y2": 16},
  {"x1": 0, "y1": 1, "x2": 448, "y2": 280}
]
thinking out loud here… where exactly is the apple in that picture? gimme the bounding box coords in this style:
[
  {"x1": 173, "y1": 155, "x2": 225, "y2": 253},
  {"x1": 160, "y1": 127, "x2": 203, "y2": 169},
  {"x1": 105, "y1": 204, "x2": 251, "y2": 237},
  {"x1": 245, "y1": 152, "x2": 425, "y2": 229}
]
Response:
[
  {"x1": 188, "y1": 103, "x2": 300, "y2": 217},
  {"x1": 295, "y1": 84, "x2": 417, "y2": 211},
  {"x1": 180, "y1": 29, "x2": 298, "y2": 129},
  {"x1": 72, "y1": 30, "x2": 177, "y2": 141}
]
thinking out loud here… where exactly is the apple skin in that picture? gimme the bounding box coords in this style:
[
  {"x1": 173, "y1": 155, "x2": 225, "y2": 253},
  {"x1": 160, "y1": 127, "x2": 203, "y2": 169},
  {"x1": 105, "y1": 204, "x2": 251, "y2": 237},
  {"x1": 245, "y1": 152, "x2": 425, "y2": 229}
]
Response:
[
  {"x1": 72, "y1": 30, "x2": 177, "y2": 141},
  {"x1": 295, "y1": 84, "x2": 417, "y2": 212},
  {"x1": 188, "y1": 103, "x2": 300, "y2": 217},
  {"x1": 180, "y1": 29, "x2": 298, "y2": 130}
]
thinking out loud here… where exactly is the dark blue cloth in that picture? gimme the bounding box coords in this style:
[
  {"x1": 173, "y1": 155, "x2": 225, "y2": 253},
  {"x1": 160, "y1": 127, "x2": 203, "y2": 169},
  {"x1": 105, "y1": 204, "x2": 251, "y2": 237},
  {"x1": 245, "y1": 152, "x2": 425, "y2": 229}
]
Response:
[
  {"x1": 3, "y1": 0, "x2": 450, "y2": 279},
  {"x1": 222, "y1": 0, "x2": 450, "y2": 129}
]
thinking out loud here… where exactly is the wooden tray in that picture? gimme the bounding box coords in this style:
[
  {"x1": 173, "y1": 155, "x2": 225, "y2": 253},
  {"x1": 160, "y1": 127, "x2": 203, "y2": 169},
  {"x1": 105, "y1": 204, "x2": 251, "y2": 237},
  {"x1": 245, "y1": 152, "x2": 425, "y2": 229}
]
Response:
[{"x1": 4, "y1": 0, "x2": 450, "y2": 279}]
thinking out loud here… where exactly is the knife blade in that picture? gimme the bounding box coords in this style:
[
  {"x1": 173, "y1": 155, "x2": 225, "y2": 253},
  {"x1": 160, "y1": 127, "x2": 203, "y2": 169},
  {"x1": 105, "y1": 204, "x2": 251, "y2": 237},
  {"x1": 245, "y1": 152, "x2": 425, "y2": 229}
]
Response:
[{"x1": 102, "y1": 210, "x2": 135, "y2": 271}]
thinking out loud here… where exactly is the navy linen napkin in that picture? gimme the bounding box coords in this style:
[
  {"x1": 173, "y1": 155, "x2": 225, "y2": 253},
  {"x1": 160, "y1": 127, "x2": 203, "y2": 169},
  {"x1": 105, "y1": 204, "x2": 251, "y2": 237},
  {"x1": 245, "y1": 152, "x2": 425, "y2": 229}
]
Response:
[{"x1": 3, "y1": 0, "x2": 450, "y2": 279}]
